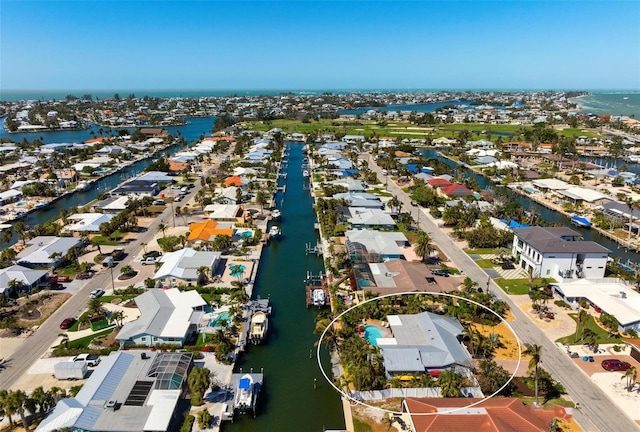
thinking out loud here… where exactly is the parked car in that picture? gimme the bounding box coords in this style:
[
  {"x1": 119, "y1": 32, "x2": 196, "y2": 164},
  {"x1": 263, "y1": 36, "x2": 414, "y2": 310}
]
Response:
[
  {"x1": 49, "y1": 275, "x2": 70, "y2": 283},
  {"x1": 601, "y1": 359, "x2": 631, "y2": 371},
  {"x1": 59, "y1": 317, "x2": 76, "y2": 329},
  {"x1": 430, "y1": 269, "x2": 450, "y2": 277},
  {"x1": 72, "y1": 353, "x2": 101, "y2": 367},
  {"x1": 143, "y1": 251, "x2": 162, "y2": 259},
  {"x1": 89, "y1": 289, "x2": 105, "y2": 299},
  {"x1": 141, "y1": 257, "x2": 157, "y2": 265}
]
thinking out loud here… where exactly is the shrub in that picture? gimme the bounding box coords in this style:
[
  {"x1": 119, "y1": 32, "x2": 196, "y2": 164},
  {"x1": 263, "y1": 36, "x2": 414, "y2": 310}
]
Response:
[
  {"x1": 180, "y1": 415, "x2": 195, "y2": 432},
  {"x1": 554, "y1": 300, "x2": 569, "y2": 309}
]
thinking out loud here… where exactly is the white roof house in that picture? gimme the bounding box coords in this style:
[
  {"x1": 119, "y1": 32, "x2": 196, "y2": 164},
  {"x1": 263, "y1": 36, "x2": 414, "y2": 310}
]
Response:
[
  {"x1": 116, "y1": 288, "x2": 207, "y2": 346},
  {"x1": 0, "y1": 264, "x2": 48, "y2": 295},
  {"x1": 552, "y1": 280, "x2": 640, "y2": 331},
  {"x1": 347, "y1": 208, "x2": 396, "y2": 229},
  {"x1": 64, "y1": 213, "x2": 116, "y2": 233},
  {"x1": 531, "y1": 178, "x2": 571, "y2": 190},
  {"x1": 16, "y1": 236, "x2": 83, "y2": 268},
  {"x1": 379, "y1": 312, "x2": 473, "y2": 377},
  {"x1": 557, "y1": 187, "x2": 611, "y2": 205},
  {"x1": 345, "y1": 229, "x2": 408, "y2": 262},
  {"x1": 35, "y1": 351, "x2": 192, "y2": 432},
  {"x1": 153, "y1": 248, "x2": 222, "y2": 286},
  {"x1": 204, "y1": 204, "x2": 243, "y2": 221}
]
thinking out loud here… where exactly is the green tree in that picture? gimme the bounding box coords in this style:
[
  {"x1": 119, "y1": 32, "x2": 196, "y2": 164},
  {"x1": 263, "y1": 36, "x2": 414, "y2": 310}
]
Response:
[
  {"x1": 436, "y1": 369, "x2": 464, "y2": 397},
  {"x1": 157, "y1": 222, "x2": 167, "y2": 238},
  {"x1": 622, "y1": 366, "x2": 638, "y2": 392},
  {"x1": 413, "y1": 231, "x2": 434, "y2": 261},
  {"x1": 87, "y1": 297, "x2": 106, "y2": 319},
  {"x1": 212, "y1": 234, "x2": 232, "y2": 252},
  {"x1": 188, "y1": 367, "x2": 212, "y2": 406},
  {"x1": 196, "y1": 409, "x2": 212, "y2": 429}
]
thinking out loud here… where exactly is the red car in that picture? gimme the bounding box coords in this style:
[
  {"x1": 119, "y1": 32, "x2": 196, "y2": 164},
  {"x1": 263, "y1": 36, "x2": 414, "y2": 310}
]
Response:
[
  {"x1": 601, "y1": 359, "x2": 631, "y2": 371},
  {"x1": 59, "y1": 318, "x2": 76, "y2": 330}
]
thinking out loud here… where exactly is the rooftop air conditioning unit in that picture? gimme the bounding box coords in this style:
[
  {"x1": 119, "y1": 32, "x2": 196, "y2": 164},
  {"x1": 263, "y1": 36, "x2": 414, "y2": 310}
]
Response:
[
  {"x1": 620, "y1": 291, "x2": 627, "y2": 299},
  {"x1": 104, "y1": 400, "x2": 118, "y2": 410}
]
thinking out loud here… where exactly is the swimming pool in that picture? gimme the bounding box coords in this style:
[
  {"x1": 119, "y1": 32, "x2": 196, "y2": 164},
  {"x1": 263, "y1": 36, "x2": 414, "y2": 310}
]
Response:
[
  {"x1": 15, "y1": 201, "x2": 27, "y2": 207},
  {"x1": 230, "y1": 264, "x2": 246, "y2": 278},
  {"x1": 524, "y1": 187, "x2": 537, "y2": 194},
  {"x1": 236, "y1": 229, "x2": 254, "y2": 238},
  {"x1": 210, "y1": 311, "x2": 231, "y2": 328},
  {"x1": 364, "y1": 325, "x2": 385, "y2": 346}
]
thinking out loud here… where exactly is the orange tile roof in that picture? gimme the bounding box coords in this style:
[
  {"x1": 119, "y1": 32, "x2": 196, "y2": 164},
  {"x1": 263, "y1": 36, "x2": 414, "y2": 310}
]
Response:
[
  {"x1": 168, "y1": 161, "x2": 189, "y2": 172},
  {"x1": 224, "y1": 176, "x2": 243, "y2": 187},
  {"x1": 85, "y1": 137, "x2": 110, "y2": 144},
  {"x1": 187, "y1": 220, "x2": 234, "y2": 242},
  {"x1": 405, "y1": 397, "x2": 570, "y2": 432}
]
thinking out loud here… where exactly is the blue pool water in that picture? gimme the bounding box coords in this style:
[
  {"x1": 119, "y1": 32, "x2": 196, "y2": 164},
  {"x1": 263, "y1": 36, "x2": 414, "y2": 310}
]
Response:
[
  {"x1": 230, "y1": 264, "x2": 246, "y2": 277},
  {"x1": 210, "y1": 311, "x2": 230, "y2": 328},
  {"x1": 364, "y1": 325, "x2": 385, "y2": 346},
  {"x1": 524, "y1": 187, "x2": 536, "y2": 194},
  {"x1": 15, "y1": 201, "x2": 27, "y2": 207}
]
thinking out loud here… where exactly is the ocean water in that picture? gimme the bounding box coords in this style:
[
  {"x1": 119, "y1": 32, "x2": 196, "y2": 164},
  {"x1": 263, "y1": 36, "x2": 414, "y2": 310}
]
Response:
[{"x1": 569, "y1": 91, "x2": 640, "y2": 118}]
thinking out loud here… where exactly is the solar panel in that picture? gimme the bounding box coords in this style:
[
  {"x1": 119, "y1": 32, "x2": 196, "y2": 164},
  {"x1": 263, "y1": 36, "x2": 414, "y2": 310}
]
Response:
[{"x1": 124, "y1": 381, "x2": 153, "y2": 406}]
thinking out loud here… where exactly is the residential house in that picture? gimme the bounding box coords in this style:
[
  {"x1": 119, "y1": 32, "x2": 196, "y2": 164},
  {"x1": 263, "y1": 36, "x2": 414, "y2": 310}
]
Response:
[
  {"x1": 440, "y1": 183, "x2": 474, "y2": 198},
  {"x1": 153, "y1": 248, "x2": 222, "y2": 287},
  {"x1": 346, "y1": 208, "x2": 396, "y2": 230},
  {"x1": 0, "y1": 265, "x2": 48, "y2": 296},
  {"x1": 378, "y1": 312, "x2": 473, "y2": 378},
  {"x1": 35, "y1": 351, "x2": 193, "y2": 432},
  {"x1": 64, "y1": 213, "x2": 116, "y2": 234},
  {"x1": 187, "y1": 220, "x2": 234, "y2": 244},
  {"x1": 402, "y1": 397, "x2": 571, "y2": 432},
  {"x1": 111, "y1": 180, "x2": 160, "y2": 197},
  {"x1": 345, "y1": 229, "x2": 409, "y2": 262},
  {"x1": 333, "y1": 192, "x2": 384, "y2": 209},
  {"x1": 350, "y1": 260, "x2": 456, "y2": 295},
  {"x1": 16, "y1": 236, "x2": 83, "y2": 269},
  {"x1": 91, "y1": 195, "x2": 130, "y2": 213},
  {"x1": 117, "y1": 288, "x2": 207, "y2": 347},
  {"x1": 512, "y1": 226, "x2": 610, "y2": 279},
  {"x1": 214, "y1": 186, "x2": 242, "y2": 205},
  {"x1": 203, "y1": 204, "x2": 245, "y2": 223}
]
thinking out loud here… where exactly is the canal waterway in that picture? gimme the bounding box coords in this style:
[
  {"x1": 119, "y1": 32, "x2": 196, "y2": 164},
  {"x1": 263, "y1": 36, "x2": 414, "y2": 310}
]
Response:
[
  {"x1": 223, "y1": 143, "x2": 345, "y2": 431},
  {"x1": 420, "y1": 149, "x2": 640, "y2": 264}
]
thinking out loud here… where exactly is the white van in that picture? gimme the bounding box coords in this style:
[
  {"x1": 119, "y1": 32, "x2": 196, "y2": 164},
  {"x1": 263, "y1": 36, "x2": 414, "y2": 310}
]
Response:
[{"x1": 381, "y1": 169, "x2": 388, "y2": 176}]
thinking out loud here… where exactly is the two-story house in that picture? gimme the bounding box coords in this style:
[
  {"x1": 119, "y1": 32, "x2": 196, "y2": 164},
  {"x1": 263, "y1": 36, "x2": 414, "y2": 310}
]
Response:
[{"x1": 512, "y1": 226, "x2": 610, "y2": 279}]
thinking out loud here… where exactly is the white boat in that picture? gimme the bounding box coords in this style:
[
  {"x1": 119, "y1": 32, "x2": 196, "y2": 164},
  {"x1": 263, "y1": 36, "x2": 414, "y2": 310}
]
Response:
[
  {"x1": 312, "y1": 289, "x2": 326, "y2": 307},
  {"x1": 234, "y1": 374, "x2": 255, "y2": 413},
  {"x1": 249, "y1": 311, "x2": 268, "y2": 344},
  {"x1": 34, "y1": 200, "x2": 50, "y2": 209},
  {"x1": 271, "y1": 209, "x2": 281, "y2": 220},
  {"x1": 269, "y1": 226, "x2": 281, "y2": 238},
  {"x1": 302, "y1": 170, "x2": 309, "y2": 177},
  {"x1": 75, "y1": 180, "x2": 91, "y2": 191}
]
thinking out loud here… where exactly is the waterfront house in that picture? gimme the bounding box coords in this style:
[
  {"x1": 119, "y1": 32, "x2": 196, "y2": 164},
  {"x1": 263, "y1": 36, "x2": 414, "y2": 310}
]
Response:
[
  {"x1": 426, "y1": 178, "x2": 452, "y2": 189},
  {"x1": 91, "y1": 195, "x2": 131, "y2": 213},
  {"x1": 328, "y1": 179, "x2": 367, "y2": 193},
  {"x1": 136, "y1": 171, "x2": 174, "y2": 185},
  {"x1": 111, "y1": 180, "x2": 161, "y2": 197},
  {"x1": 557, "y1": 187, "x2": 611, "y2": 208},
  {"x1": 224, "y1": 176, "x2": 245, "y2": 187},
  {"x1": 187, "y1": 220, "x2": 234, "y2": 243},
  {"x1": 345, "y1": 229, "x2": 409, "y2": 262},
  {"x1": 204, "y1": 204, "x2": 245, "y2": 223},
  {"x1": 351, "y1": 260, "x2": 457, "y2": 295},
  {"x1": 0, "y1": 264, "x2": 48, "y2": 296},
  {"x1": 346, "y1": 207, "x2": 396, "y2": 230},
  {"x1": 153, "y1": 248, "x2": 222, "y2": 287},
  {"x1": 214, "y1": 186, "x2": 243, "y2": 205},
  {"x1": 439, "y1": 183, "x2": 474, "y2": 198},
  {"x1": 378, "y1": 311, "x2": 473, "y2": 378},
  {"x1": 35, "y1": 351, "x2": 193, "y2": 432},
  {"x1": 16, "y1": 236, "x2": 83, "y2": 269},
  {"x1": 402, "y1": 397, "x2": 571, "y2": 432},
  {"x1": 512, "y1": 226, "x2": 610, "y2": 279},
  {"x1": 117, "y1": 288, "x2": 206, "y2": 347},
  {"x1": 333, "y1": 192, "x2": 384, "y2": 209},
  {"x1": 0, "y1": 189, "x2": 22, "y2": 206}
]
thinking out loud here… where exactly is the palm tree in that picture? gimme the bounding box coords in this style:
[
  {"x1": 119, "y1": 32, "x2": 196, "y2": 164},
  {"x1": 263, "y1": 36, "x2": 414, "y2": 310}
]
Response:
[
  {"x1": 622, "y1": 366, "x2": 638, "y2": 392},
  {"x1": 109, "y1": 310, "x2": 125, "y2": 327},
  {"x1": 157, "y1": 222, "x2": 167, "y2": 238},
  {"x1": 141, "y1": 242, "x2": 148, "y2": 254},
  {"x1": 58, "y1": 333, "x2": 70, "y2": 348},
  {"x1": 436, "y1": 368, "x2": 464, "y2": 397},
  {"x1": 524, "y1": 343, "x2": 543, "y2": 407},
  {"x1": 387, "y1": 196, "x2": 401, "y2": 213},
  {"x1": 574, "y1": 309, "x2": 590, "y2": 343},
  {"x1": 87, "y1": 297, "x2": 106, "y2": 319},
  {"x1": 197, "y1": 266, "x2": 210, "y2": 285},
  {"x1": 13, "y1": 221, "x2": 30, "y2": 245},
  {"x1": 413, "y1": 231, "x2": 434, "y2": 262},
  {"x1": 256, "y1": 190, "x2": 269, "y2": 212},
  {"x1": 625, "y1": 197, "x2": 637, "y2": 243}
]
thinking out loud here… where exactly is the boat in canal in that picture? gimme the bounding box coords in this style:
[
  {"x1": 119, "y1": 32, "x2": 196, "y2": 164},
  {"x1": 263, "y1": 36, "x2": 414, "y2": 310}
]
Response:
[
  {"x1": 248, "y1": 311, "x2": 268, "y2": 344},
  {"x1": 269, "y1": 225, "x2": 281, "y2": 238},
  {"x1": 232, "y1": 372, "x2": 263, "y2": 417},
  {"x1": 571, "y1": 215, "x2": 592, "y2": 228},
  {"x1": 271, "y1": 209, "x2": 281, "y2": 220},
  {"x1": 312, "y1": 289, "x2": 327, "y2": 307}
]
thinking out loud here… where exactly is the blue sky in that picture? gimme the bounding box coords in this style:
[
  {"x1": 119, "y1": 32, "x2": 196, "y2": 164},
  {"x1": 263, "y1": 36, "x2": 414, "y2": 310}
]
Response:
[{"x1": 1, "y1": 1, "x2": 639, "y2": 90}]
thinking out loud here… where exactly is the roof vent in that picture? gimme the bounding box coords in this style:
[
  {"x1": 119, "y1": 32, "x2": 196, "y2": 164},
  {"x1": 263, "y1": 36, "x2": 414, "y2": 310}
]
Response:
[
  {"x1": 104, "y1": 400, "x2": 119, "y2": 410},
  {"x1": 620, "y1": 291, "x2": 627, "y2": 299}
]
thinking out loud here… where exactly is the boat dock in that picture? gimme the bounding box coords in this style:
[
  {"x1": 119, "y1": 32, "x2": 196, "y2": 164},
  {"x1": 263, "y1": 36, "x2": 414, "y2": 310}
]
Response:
[
  {"x1": 227, "y1": 371, "x2": 264, "y2": 419},
  {"x1": 305, "y1": 271, "x2": 330, "y2": 308},
  {"x1": 305, "y1": 241, "x2": 323, "y2": 255}
]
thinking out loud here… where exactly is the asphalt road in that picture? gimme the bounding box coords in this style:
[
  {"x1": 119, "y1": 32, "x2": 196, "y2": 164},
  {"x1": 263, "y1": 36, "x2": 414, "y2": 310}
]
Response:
[
  {"x1": 365, "y1": 153, "x2": 638, "y2": 432},
  {"x1": 0, "y1": 183, "x2": 202, "y2": 391}
]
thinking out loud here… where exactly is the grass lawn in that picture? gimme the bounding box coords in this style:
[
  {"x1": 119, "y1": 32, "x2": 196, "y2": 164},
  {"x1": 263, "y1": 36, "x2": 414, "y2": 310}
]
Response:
[
  {"x1": 493, "y1": 278, "x2": 532, "y2": 295},
  {"x1": 100, "y1": 295, "x2": 138, "y2": 304},
  {"x1": 518, "y1": 396, "x2": 575, "y2": 409},
  {"x1": 68, "y1": 327, "x2": 115, "y2": 349},
  {"x1": 475, "y1": 259, "x2": 495, "y2": 269},
  {"x1": 91, "y1": 235, "x2": 123, "y2": 245},
  {"x1": 465, "y1": 248, "x2": 497, "y2": 255},
  {"x1": 556, "y1": 313, "x2": 623, "y2": 345}
]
